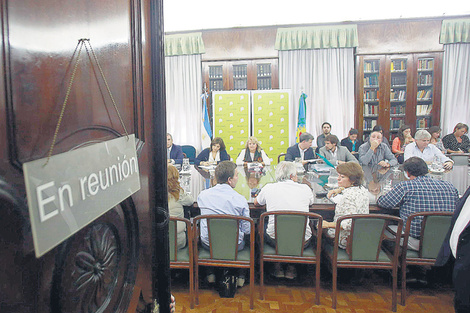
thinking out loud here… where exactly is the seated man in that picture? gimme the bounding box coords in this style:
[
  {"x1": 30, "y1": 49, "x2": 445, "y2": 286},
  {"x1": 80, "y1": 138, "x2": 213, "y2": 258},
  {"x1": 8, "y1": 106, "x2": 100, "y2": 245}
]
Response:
[
  {"x1": 358, "y1": 131, "x2": 398, "y2": 167},
  {"x1": 197, "y1": 161, "x2": 250, "y2": 286},
  {"x1": 285, "y1": 132, "x2": 315, "y2": 165},
  {"x1": 377, "y1": 157, "x2": 458, "y2": 250},
  {"x1": 404, "y1": 129, "x2": 453, "y2": 170},
  {"x1": 316, "y1": 122, "x2": 332, "y2": 149},
  {"x1": 167, "y1": 133, "x2": 184, "y2": 165},
  {"x1": 318, "y1": 134, "x2": 358, "y2": 165},
  {"x1": 254, "y1": 161, "x2": 314, "y2": 279}
]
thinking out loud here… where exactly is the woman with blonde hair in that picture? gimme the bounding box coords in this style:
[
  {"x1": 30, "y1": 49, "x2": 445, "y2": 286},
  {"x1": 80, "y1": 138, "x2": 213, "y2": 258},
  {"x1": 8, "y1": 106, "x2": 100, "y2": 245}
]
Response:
[
  {"x1": 322, "y1": 162, "x2": 369, "y2": 249},
  {"x1": 235, "y1": 136, "x2": 271, "y2": 166},
  {"x1": 167, "y1": 164, "x2": 193, "y2": 249}
]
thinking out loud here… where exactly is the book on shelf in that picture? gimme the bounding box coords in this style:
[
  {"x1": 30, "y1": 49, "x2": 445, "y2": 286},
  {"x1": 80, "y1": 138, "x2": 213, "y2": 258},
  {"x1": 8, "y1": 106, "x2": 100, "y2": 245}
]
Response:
[
  {"x1": 364, "y1": 61, "x2": 379, "y2": 72},
  {"x1": 390, "y1": 105, "x2": 405, "y2": 114},
  {"x1": 390, "y1": 118, "x2": 404, "y2": 129},
  {"x1": 416, "y1": 117, "x2": 430, "y2": 129},
  {"x1": 418, "y1": 73, "x2": 433, "y2": 85},
  {"x1": 418, "y1": 59, "x2": 434, "y2": 70},
  {"x1": 416, "y1": 104, "x2": 432, "y2": 116},
  {"x1": 363, "y1": 89, "x2": 378, "y2": 100},
  {"x1": 390, "y1": 90, "x2": 406, "y2": 101},
  {"x1": 363, "y1": 75, "x2": 378, "y2": 86},
  {"x1": 416, "y1": 89, "x2": 432, "y2": 100}
]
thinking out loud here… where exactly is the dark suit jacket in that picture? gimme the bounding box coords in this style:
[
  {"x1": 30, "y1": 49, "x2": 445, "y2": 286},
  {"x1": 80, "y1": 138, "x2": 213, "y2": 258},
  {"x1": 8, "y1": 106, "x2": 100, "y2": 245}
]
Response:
[
  {"x1": 195, "y1": 148, "x2": 230, "y2": 166},
  {"x1": 340, "y1": 137, "x2": 363, "y2": 153},
  {"x1": 169, "y1": 144, "x2": 184, "y2": 164},
  {"x1": 436, "y1": 186, "x2": 470, "y2": 310},
  {"x1": 285, "y1": 143, "x2": 315, "y2": 162}
]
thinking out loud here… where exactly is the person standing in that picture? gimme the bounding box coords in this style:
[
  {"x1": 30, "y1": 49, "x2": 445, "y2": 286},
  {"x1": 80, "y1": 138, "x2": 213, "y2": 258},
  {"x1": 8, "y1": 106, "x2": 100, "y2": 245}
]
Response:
[
  {"x1": 436, "y1": 186, "x2": 470, "y2": 313},
  {"x1": 317, "y1": 122, "x2": 332, "y2": 149}
]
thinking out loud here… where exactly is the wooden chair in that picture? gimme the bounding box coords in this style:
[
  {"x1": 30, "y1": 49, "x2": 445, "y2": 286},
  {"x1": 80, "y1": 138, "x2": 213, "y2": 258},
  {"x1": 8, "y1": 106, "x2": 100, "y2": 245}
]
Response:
[
  {"x1": 169, "y1": 217, "x2": 194, "y2": 308},
  {"x1": 277, "y1": 153, "x2": 286, "y2": 163},
  {"x1": 397, "y1": 211, "x2": 453, "y2": 306},
  {"x1": 323, "y1": 214, "x2": 403, "y2": 312},
  {"x1": 259, "y1": 211, "x2": 323, "y2": 304},
  {"x1": 193, "y1": 214, "x2": 255, "y2": 309}
]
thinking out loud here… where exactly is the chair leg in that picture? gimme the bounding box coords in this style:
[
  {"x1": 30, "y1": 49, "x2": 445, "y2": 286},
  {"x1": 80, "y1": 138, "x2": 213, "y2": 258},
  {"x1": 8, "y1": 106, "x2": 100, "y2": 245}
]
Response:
[
  {"x1": 332, "y1": 266, "x2": 337, "y2": 309},
  {"x1": 189, "y1": 264, "x2": 194, "y2": 309},
  {"x1": 315, "y1": 260, "x2": 320, "y2": 305},
  {"x1": 195, "y1": 264, "x2": 199, "y2": 306},
  {"x1": 260, "y1": 260, "x2": 264, "y2": 300},
  {"x1": 401, "y1": 261, "x2": 407, "y2": 306},
  {"x1": 250, "y1": 264, "x2": 254, "y2": 309},
  {"x1": 392, "y1": 266, "x2": 397, "y2": 312}
]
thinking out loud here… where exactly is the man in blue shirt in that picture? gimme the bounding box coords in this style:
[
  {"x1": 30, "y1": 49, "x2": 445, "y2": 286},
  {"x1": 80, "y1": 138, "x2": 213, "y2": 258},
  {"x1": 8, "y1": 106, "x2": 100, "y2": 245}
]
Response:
[
  {"x1": 197, "y1": 161, "x2": 250, "y2": 286},
  {"x1": 377, "y1": 157, "x2": 458, "y2": 241},
  {"x1": 197, "y1": 161, "x2": 250, "y2": 249}
]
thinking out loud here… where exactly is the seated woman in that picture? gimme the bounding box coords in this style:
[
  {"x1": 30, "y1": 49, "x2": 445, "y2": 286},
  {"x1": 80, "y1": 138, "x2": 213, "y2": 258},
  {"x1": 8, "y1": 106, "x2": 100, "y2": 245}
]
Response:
[
  {"x1": 442, "y1": 123, "x2": 470, "y2": 153},
  {"x1": 195, "y1": 137, "x2": 230, "y2": 166},
  {"x1": 358, "y1": 131, "x2": 398, "y2": 167},
  {"x1": 391, "y1": 125, "x2": 414, "y2": 163},
  {"x1": 322, "y1": 162, "x2": 369, "y2": 249},
  {"x1": 428, "y1": 126, "x2": 446, "y2": 153},
  {"x1": 167, "y1": 164, "x2": 194, "y2": 249},
  {"x1": 340, "y1": 128, "x2": 363, "y2": 157},
  {"x1": 235, "y1": 136, "x2": 271, "y2": 166}
]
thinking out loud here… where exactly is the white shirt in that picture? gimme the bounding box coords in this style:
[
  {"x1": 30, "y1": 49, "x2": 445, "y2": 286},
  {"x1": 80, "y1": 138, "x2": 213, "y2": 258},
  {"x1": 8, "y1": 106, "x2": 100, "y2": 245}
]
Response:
[
  {"x1": 235, "y1": 149, "x2": 271, "y2": 166},
  {"x1": 450, "y1": 196, "x2": 470, "y2": 257},
  {"x1": 208, "y1": 150, "x2": 220, "y2": 163},
  {"x1": 255, "y1": 180, "x2": 314, "y2": 240},
  {"x1": 404, "y1": 142, "x2": 452, "y2": 163},
  {"x1": 298, "y1": 145, "x2": 308, "y2": 161}
]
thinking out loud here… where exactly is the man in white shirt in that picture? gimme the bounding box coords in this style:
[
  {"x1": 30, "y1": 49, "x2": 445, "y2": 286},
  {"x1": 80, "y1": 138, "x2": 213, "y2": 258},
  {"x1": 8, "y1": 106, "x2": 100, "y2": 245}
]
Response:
[
  {"x1": 404, "y1": 129, "x2": 453, "y2": 170},
  {"x1": 254, "y1": 161, "x2": 314, "y2": 279}
]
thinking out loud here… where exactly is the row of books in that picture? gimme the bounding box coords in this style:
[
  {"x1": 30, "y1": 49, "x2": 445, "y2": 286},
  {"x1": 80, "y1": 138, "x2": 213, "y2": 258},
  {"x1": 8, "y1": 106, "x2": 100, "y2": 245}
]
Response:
[
  {"x1": 364, "y1": 104, "x2": 379, "y2": 115},
  {"x1": 418, "y1": 73, "x2": 433, "y2": 85},
  {"x1": 363, "y1": 119, "x2": 377, "y2": 130},
  {"x1": 418, "y1": 59, "x2": 434, "y2": 70},
  {"x1": 390, "y1": 118, "x2": 405, "y2": 129},
  {"x1": 209, "y1": 66, "x2": 223, "y2": 78},
  {"x1": 416, "y1": 104, "x2": 432, "y2": 116},
  {"x1": 257, "y1": 64, "x2": 271, "y2": 77},
  {"x1": 364, "y1": 61, "x2": 379, "y2": 72},
  {"x1": 390, "y1": 105, "x2": 406, "y2": 114},
  {"x1": 417, "y1": 89, "x2": 432, "y2": 100},
  {"x1": 364, "y1": 75, "x2": 379, "y2": 86},
  {"x1": 257, "y1": 77, "x2": 272, "y2": 90},
  {"x1": 390, "y1": 90, "x2": 406, "y2": 101},
  {"x1": 391, "y1": 75, "x2": 407, "y2": 86},
  {"x1": 363, "y1": 90, "x2": 379, "y2": 100},
  {"x1": 391, "y1": 60, "x2": 406, "y2": 71},
  {"x1": 416, "y1": 117, "x2": 431, "y2": 129}
]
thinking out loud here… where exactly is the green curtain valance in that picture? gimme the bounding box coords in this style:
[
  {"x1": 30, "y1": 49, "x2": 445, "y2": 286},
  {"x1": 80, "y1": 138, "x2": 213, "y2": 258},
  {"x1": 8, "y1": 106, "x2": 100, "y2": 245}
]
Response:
[
  {"x1": 440, "y1": 19, "x2": 470, "y2": 44},
  {"x1": 165, "y1": 32, "x2": 205, "y2": 56},
  {"x1": 275, "y1": 25, "x2": 358, "y2": 50}
]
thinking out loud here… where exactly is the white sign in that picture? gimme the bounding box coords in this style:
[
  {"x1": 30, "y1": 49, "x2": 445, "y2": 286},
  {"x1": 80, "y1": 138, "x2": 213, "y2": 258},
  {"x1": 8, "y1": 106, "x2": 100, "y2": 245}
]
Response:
[{"x1": 23, "y1": 135, "x2": 141, "y2": 257}]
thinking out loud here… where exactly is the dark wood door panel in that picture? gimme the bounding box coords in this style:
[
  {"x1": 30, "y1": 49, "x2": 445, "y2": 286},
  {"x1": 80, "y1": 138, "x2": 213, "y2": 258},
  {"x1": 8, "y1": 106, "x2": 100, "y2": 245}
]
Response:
[{"x1": 4, "y1": 0, "x2": 136, "y2": 165}]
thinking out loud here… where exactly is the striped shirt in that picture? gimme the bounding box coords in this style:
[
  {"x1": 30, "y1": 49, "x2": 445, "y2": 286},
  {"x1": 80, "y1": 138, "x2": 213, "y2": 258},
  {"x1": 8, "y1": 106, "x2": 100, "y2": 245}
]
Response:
[{"x1": 377, "y1": 175, "x2": 458, "y2": 238}]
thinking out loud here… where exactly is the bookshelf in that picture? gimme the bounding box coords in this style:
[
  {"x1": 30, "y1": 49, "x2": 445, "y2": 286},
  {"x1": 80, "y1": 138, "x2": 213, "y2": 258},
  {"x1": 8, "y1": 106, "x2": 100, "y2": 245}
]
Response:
[{"x1": 356, "y1": 53, "x2": 442, "y2": 141}]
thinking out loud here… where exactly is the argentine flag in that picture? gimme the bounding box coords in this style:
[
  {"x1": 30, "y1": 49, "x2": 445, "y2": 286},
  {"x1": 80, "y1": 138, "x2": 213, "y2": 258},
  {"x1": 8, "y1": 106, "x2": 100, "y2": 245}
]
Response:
[
  {"x1": 201, "y1": 92, "x2": 212, "y2": 148},
  {"x1": 296, "y1": 93, "x2": 307, "y2": 143}
]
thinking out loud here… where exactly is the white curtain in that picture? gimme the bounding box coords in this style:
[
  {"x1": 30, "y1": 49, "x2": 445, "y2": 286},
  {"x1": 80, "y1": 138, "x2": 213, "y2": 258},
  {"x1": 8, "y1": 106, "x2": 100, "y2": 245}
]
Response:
[
  {"x1": 279, "y1": 48, "x2": 355, "y2": 145},
  {"x1": 165, "y1": 54, "x2": 203, "y2": 151},
  {"x1": 440, "y1": 43, "x2": 470, "y2": 134}
]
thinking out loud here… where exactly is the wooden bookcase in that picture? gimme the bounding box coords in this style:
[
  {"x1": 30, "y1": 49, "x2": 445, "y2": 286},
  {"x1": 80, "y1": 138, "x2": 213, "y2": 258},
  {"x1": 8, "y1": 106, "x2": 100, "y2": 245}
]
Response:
[{"x1": 355, "y1": 53, "x2": 442, "y2": 141}]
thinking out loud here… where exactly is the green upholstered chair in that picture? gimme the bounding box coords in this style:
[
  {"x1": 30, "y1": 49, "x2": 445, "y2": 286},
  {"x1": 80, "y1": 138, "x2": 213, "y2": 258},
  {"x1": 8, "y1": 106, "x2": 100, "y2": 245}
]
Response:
[
  {"x1": 193, "y1": 214, "x2": 255, "y2": 309},
  {"x1": 169, "y1": 216, "x2": 194, "y2": 309},
  {"x1": 397, "y1": 211, "x2": 453, "y2": 306},
  {"x1": 258, "y1": 211, "x2": 323, "y2": 304},
  {"x1": 323, "y1": 214, "x2": 403, "y2": 312},
  {"x1": 181, "y1": 145, "x2": 197, "y2": 164}
]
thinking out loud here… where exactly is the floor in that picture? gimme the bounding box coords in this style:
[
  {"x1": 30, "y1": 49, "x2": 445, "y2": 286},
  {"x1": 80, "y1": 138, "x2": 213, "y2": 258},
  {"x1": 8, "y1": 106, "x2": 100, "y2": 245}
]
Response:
[{"x1": 169, "y1": 265, "x2": 454, "y2": 313}]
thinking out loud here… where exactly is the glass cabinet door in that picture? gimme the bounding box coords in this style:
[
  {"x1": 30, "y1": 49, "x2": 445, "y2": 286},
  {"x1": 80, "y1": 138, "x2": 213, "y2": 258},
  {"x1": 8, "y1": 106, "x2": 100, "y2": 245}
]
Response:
[
  {"x1": 362, "y1": 59, "x2": 380, "y2": 139},
  {"x1": 389, "y1": 58, "x2": 407, "y2": 138},
  {"x1": 416, "y1": 57, "x2": 434, "y2": 130}
]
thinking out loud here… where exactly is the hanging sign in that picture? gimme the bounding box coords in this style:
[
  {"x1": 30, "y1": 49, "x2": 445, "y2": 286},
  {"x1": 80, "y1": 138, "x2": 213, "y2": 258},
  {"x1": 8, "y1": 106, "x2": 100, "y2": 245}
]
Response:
[{"x1": 23, "y1": 134, "x2": 141, "y2": 258}]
